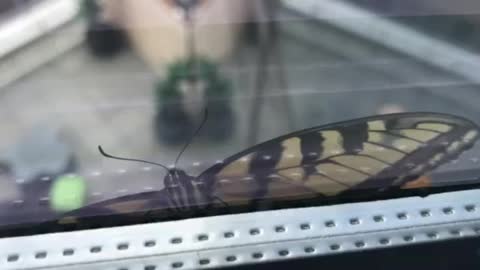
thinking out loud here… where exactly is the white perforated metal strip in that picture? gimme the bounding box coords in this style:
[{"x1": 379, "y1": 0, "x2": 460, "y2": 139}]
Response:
[{"x1": 3, "y1": 189, "x2": 480, "y2": 270}]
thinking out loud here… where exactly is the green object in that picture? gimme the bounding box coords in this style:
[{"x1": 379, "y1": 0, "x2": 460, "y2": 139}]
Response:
[
  {"x1": 50, "y1": 175, "x2": 87, "y2": 213},
  {"x1": 155, "y1": 58, "x2": 232, "y2": 106},
  {"x1": 80, "y1": 0, "x2": 100, "y2": 21},
  {"x1": 154, "y1": 58, "x2": 235, "y2": 143}
]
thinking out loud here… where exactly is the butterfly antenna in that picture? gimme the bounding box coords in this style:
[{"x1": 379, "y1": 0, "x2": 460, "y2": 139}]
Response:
[
  {"x1": 174, "y1": 108, "x2": 209, "y2": 169},
  {"x1": 98, "y1": 146, "x2": 170, "y2": 173}
]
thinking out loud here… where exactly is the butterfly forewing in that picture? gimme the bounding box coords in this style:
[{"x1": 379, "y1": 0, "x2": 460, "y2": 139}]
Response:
[{"x1": 201, "y1": 113, "x2": 479, "y2": 202}]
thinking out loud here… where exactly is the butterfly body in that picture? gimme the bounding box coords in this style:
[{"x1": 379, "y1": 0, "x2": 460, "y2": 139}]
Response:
[
  {"x1": 61, "y1": 169, "x2": 208, "y2": 220},
  {"x1": 59, "y1": 112, "x2": 480, "y2": 225}
]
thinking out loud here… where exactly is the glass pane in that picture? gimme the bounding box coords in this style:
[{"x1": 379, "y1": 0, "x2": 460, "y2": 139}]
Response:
[{"x1": 0, "y1": 0, "x2": 479, "y2": 232}]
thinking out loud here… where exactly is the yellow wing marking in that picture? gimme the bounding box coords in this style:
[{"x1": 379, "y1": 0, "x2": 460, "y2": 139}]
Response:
[
  {"x1": 278, "y1": 167, "x2": 305, "y2": 182},
  {"x1": 276, "y1": 137, "x2": 302, "y2": 169},
  {"x1": 368, "y1": 131, "x2": 388, "y2": 144},
  {"x1": 359, "y1": 142, "x2": 405, "y2": 164},
  {"x1": 319, "y1": 130, "x2": 344, "y2": 159},
  {"x1": 332, "y1": 155, "x2": 388, "y2": 175},
  {"x1": 391, "y1": 138, "x2": 422, "y2": 153},
  {"x1": 105, "y1": 199, "x2": 149, "y2": 213},
  {"x1": 393, "y1": 129, "x2": 439, "y2": 142},
  {"x1": 464, "y1": 130, "x2": 479, "y2": 142},
  {"x1": 368, "y1": 120, "x2": 386, "y2": 130},
  {"x1": 304, "y1": 174, "x2": 348, "y2": 196},
  {"x1": 417, "y1": 123, "x2": 452, "y2": 132},
  {"x1": 316, "y1": 163, "x2": 369, "y2": 186},
  {"x1": 58, "y1": 216, "x2": 78, "y2": 225},
  {"x1": 218, "y1": 153, "x2": 254, "y2": 178},
  {"x1": 447, "y1": 141, "x2": 461, "y2": 153}
]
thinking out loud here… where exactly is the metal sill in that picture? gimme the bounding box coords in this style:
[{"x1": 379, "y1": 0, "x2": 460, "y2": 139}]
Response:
[{"x1": 2, "y1": 189, "x2": 480, "y2": 269}]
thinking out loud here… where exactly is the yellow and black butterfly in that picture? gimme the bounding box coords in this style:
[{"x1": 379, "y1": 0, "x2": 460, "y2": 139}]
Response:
[{"x1": 58, "y1": 112, "x2": 479, "y2": 226}]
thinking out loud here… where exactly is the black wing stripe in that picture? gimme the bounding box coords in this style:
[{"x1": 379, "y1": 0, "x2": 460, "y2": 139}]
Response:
[
  {"x1": 299, "y1": 132, "x2": 324, "y2": 166},
  {"x1": 338, "y1": 122, "x2": 369, "y2": 153},
  {"x1": 249, "y1": 144, "x2": 283, "y2": 174},
  {"x1": 247, "y1": 143, "x2": 284, "y2": 199}
]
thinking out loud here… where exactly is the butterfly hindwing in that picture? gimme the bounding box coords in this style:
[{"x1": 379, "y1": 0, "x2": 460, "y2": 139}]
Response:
[
  {"x1": 200, "y1": 112, "x2": 479, "y2": 203},
  {"x1": 58, "y1": 190, "x2": 175, "y2": 224}
]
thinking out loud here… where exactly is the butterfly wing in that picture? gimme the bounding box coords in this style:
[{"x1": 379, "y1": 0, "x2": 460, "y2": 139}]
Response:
[
  {"x1": 199, "y1": 112, "x2": 479, "y2": 205},
  {"x1": 57, "y1": 189, "x2": 175, "y2": 225}
]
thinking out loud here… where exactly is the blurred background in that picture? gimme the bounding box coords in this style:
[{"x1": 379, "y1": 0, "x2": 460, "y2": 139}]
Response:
[{"x1": 1, "y1": 0, "x2": 480, "y2": 226}]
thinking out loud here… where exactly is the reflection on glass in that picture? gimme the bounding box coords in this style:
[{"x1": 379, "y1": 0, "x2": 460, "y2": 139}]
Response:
[{"x1": 0, "y1": 0, "x2": 480, "y2": 232}]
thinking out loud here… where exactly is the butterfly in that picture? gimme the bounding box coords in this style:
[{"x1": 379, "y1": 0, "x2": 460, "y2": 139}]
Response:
[{"x1": 57, "y1": 112, "x2": 479, "y2": 226}]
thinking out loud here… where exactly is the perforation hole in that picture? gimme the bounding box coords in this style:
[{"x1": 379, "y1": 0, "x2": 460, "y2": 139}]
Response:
[
  {"x1": 403, "y1": 235, "x2": 414, "y2": 242},
  {"x1": 171, "y1": 262, "x2": 183, "y2": 268},
  {"x1": 349, "y1": 218, "x2": 360, "y2": 225},
  {"x1": 300, "y1": 223, "x2": 311, "y2": 230},
  {"x1": 250, "y1": 228, "x2": 261, "y2": 236},
  {"x1": 442, "y1": 207, "x2": 454, "y2": 215},
  {"x1": 397, "y1": 212, "x2": 408, "y2": 220},
  {"x1": 379, "y1": 238, "x2": 390, "y2": 245},
  {"x1": 275, "y1": 226, "x2": 286, "y2": 233},
  {"x1": 117, "y1": 243, "x2": 129, "y2": 250},
  {"x1": 330, "y1": 244, "x2": 340, "y2": 251},
  {"x1": 63, "y1": 249, "x2": 74, "y2": 256},
  {"x1": 450, "y1": 230, "x2": 461, "y2": 236},
  {"x1": 35, "y1": 251, "x2": 47, "y2": 259},
  {"x1": 420, "y1": 209, "x2": 431, "y2": 217},
  {"x1": 90, "y1": 246, "x2": 102, "y2": 253},
  {"x1": 355, "y1": 241, "x2": 365, "y2": 248},
  {"x1": 278, "y1": 250, "x2": 289, "y2": 256},
  {"x1": 12, "y1": 200, "x2": 24, "y2": 207},
  {"x1": 373, "y1": 215, "x2": 384, "y2": 222},
  {"x1": 465, "y1": 205, "x2": 476, "y2": 212},
  {"x1": 39, "y1": 197, "x2": 50, "y2": 206},
  {"x1": 224, "y1": 231, "x2": 235, "y2": 238},
  {"x1": 144, "y1": 240, "x2": 156, "y2": 247},
  {"x1": 171, "y1": 237, "x2": 183, "y2": 244},
  {"x1": 304, "y1": 247, "x2": 315, "y2": 253},
  {"x1": 197, "y1": 234, "x2": 209, "y2": 241},
  {"x1": 427, "y1": 232, "x2": 438, "y2": 239},
  {"x1": 325, "y1": 220, "x2": 336, "y2": 228},
  {"x1": 7, "y1": 254, "x2": 19, "y2": 262},
  {"x1": 144, "y1": 265, "x2": 156, "y2": 270},
  {"x1": 226, "y1": 255, "x2": 237, "y2": 262},
  {"x1": 199, "y1": 259, "x2": 210, "y2": 265},
  {"x1": 252, "y1": 252, "x2": 264, "y2": 259}
]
